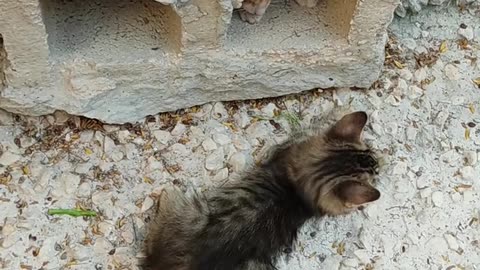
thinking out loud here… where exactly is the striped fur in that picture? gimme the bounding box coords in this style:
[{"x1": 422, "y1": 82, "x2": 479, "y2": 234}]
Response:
[{"x1": 142, "y1": 111, "x2": 381, "y2": 270}]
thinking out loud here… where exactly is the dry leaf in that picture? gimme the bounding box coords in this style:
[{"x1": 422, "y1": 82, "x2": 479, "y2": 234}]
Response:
[
  {"x1": 465, "y1": 128, "x2": 470, "y2": 140},
  {"x1": 473, "y1": 77, "x2": 480, "y2": 88},
  {"x1": 84, "y1": 148, "x2": 93, "y2": 155},
  {"x1": 468, "y1": 103, "x2": 476, "y2": 114},
  {"x1": 22, "y1": 166, "x2": 31, "y2": 175},
  {"x1": 454, "y1": 184, "x2": 472, "y2": 192},
  {"x1": 393, "y1": 60, "x2": 405, "y2": 69},
  {"x1": 457, "y1": 38, "x2": 469, "y2": 50},
  {"x1": 336, "y1": 241, "x2": 346, "y2": 255},
  {"x1": 439, "y1": 41, "x2": 448, "y2": 53},
  {"x1": 143, "y1": 177, "x2": 154, "y2": 185}
]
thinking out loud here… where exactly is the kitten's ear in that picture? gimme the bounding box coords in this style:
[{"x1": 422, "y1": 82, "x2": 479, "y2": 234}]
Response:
[
  {"x1": 326, "y1": 111, "x2": 368, "y2": 143},
  {"x1": 334, "y1": 180, "x2": 380, "y2": 207}
]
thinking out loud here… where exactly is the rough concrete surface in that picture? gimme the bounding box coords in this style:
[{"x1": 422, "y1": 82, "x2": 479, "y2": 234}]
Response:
[
  {"x1": 395, "y1": 0, "x2": 479, "y2": 17},
  {"x1": 1, "y1": 4, "x2": 480, "y2": 270},
  {"x1": 0, "y1": 0, "x2": 398, "y2": 123}
]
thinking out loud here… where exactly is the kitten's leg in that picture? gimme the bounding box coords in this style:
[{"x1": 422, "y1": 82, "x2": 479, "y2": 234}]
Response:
[
  {"x1": 293, "y1": 0, "x2": 318, "y2": 8},
  {"x1": 239, "y1": 0, "x2": 271, "y2": 24}
]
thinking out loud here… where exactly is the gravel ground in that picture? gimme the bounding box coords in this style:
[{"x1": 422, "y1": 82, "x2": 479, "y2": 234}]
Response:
[{"x1": 1, "y1": 5, "x2": 480, "y2": 270}]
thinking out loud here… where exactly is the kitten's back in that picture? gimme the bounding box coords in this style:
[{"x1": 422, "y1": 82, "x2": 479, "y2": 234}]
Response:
[{"x1": 143, "y1": 187, "x2": 208, "y2": 270}]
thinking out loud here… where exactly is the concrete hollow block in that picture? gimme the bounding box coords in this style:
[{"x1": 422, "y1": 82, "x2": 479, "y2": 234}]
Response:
[{"x1": 0, "y1": 0, "x2": 399, "y2": 123}]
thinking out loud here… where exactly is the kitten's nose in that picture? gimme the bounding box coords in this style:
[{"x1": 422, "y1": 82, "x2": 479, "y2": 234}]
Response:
[{"x1": 357, "y1": 205, "x2": 365, "y2": 211}]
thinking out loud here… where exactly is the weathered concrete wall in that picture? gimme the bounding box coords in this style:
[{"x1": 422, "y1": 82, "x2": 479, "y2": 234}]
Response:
[{"x1": 0, "y1": 0, "x2": 399, "y2": 124}]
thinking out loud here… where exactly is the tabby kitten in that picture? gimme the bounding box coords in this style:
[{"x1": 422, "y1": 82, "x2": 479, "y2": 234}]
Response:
[
  {"x1": 239, "y1": 0, "x2": 318, "y2": 24},
  {"x1": 142, "y1": 111, "x2": 381, "y2": 270}
]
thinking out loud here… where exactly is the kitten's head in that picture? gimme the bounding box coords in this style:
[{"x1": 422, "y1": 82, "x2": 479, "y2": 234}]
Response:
[{"x1": 287, "y1": 111, "x2": 381, "y2": 216}]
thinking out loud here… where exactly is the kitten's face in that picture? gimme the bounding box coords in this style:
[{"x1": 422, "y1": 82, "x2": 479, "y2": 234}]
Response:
[{"x1": 287, "y1": 111, "x2": 381, "y2": 216}]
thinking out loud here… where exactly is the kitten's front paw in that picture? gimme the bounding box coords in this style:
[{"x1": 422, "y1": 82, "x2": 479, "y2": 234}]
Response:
[
  {"x1": 239, "y1": 10, "x2": 263, "y2": 24},
  {"x1": 294, "y1": 0, "x2": 318, "y2": 8}
]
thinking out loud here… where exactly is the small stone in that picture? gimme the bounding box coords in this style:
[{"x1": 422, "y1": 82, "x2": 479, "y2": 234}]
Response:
[
  {"x1": 395, "y1": 79, "x2": 408, "y2": 94},
  {"x1": 444, "y1": 234, "x2": 459, "y2": 251},
  {"x1": 77, "y1": 182, "x2": 92, "y2": 198},
  {"x1": 0, "y1": 109, "x2": 14, "y2": 125},
  {"x1": 213, "y1": 133, "x2": 231, "y2": 145},
  {"x1": 392, "y1": 161, "x2": 408, "y2": 175},
  {"x1": 416, "y1": 177, "x2": 430, "y2": 190},
  {"x1": 228, "y1": 152, "x2": 247, "y2": 172},
  {"x1": 121, "y1": 230, "x2": 135, "y2": 244},
  {"x1": 79, "y1": 130, "x2": 95, "y2": 142},
  {"x1": 458, "y1": 25, "x2": 474, "y2": 41},
  {"x1": 463, "y1": 190, "x2": 474, "y2": 202},
  {"x1": 261, "y1": 103, "x2": 277, "y2": 118},
  {"x1": 0, "y1": 151, "x2": 21, "y2": 166},
  {"x1": 125, "y1": 143, "x2": 138, "y2": 159},
  {"x1": 431, "y1": 191, "x2": 444, "y2": 207},
  {"x1": 414, "y1": 45, "x2": 427, "y2": 55},
  {"x1": 2, "y1": 235, "x2": 17, "y2": 248},
  {"x1": 213, "y1": 168, "x2": 229, "y2": 182},
  {"x1": 450, "y1": 192, "x2": 462, "y2": 203},
  {"x1": 202, "y1": 138, "x2": 217, "y2": 151},
  {"x1": 233, "y1": 110, "x2": 250, "y2": 129},
  {"x1": 92, "y1": 191, "x2": 111, "y2": 206},
  {"x1": 94, "y1": 238, "x2": 114, "y2": 255},
  {"x1": 434, "y1": 111, "x2": 449, "y2": 127},
  {"x1": 97, "y1": 221, "x2": 115, "y2": 236},
  {"x1": 414, "y1": 68, "x2": 427, "y2": 82},
  {"x1": 2, "y1": 224, "x2": 16, "y2": 236},
  {"x1": 459, "y1": 166, "x2": 474, "y2": 181},
  {"x1": 110, "y1": 150, "x2": 124, "y2": 162},
  {"x1": 463, "y1": 151, "x2": 477, "y2": 166},
  {"x1": 401, "y1": 38, "x2": 416, "y2": 51},
  {"x1": 205, "y1": 148, "x2": 225, "y2": 171},
  {"x1": 104, "y1": 136, "x2": 116, "y2": 153},
  {"x1": 133, "y1": 137, "x2": 145, "y2": 145},
  {"x1": 408, "y1": 85, "x2": 423, "y2": 100},
  {"x1": 385, "y1": 95, "x2": 401, "y2": 106},
  {"x1": 103, "y1": 124, "x2": 120, "y2": 133},
  {"x1": 399, "y1": 69, "x2": 413, "y2": 81},
  {"x1": 353, "y1": 249, "x2": 370, "y2": 264},
  {"x1": 370, "y1": 123, "x2": 383, "y2": 135},
  {"x1": 61, "y1": 172, "x2": 81, "y2": 195},
  {"x1": 117, "y1": 130, "x2": 131, "y2": 144},
  {"x1": 53, "y1": 110, "x2": 71, "y2": 124},
  {"x1": 212, "y1": 102, "x2": 228, "y2": 120},
  {"x1": 341, "y1": 258, "x2": 358, "y2": 268},
  {"x1": 171, "y1": 123, "x2": 187, "y2": 136},
  {"x1": 153, "y1": 130, "x2": 172, "y2": 145},
  {"x1": 406, "y1": 126, "x2": 417, "y2": 141},
  {"x1": 444, "y1": 64, "x2": 460, "y2": 81},
  {"x1": 168, "y1": 143, "x2": 188, "y2": 157},
  {"x1": 233, "y1": 136, "x2": 250, "y2": 151},
  {"x1": 75, "y1": 162, "x2": 92, "y2": 174},
  {"x1": 385, "y1": 122, "x2": 398, "y2": 136},
  {"x1": 246, "y1": 122, "x2": 270, "y2": 140},
  {"x1": 146, "y1": 156, "x2": 163, "y2": 171},
  {"x1": 141, "y1": 196, "x2": 154, "y2": 213}
]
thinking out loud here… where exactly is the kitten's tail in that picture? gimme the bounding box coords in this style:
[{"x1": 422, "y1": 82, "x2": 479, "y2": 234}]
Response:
[{"x1": 142, "y1": 186, "x2": 208, "y2": 270}]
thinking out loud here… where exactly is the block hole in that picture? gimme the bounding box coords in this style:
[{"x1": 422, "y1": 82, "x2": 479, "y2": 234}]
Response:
[
  {"x1": 226, "y1": 0, "x2": 357, "y2": 51},
  {"x1": 39, "y1": 0, "x2": 183, "y2": 63},
  {"x1": 0, "y1": 34, "x2": 9, "y2": 89}
]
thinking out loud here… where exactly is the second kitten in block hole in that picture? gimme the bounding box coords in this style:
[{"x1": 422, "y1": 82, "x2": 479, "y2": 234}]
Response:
[{"x1": 237, "y1": 0, "x2": 318, "y2": 24}]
